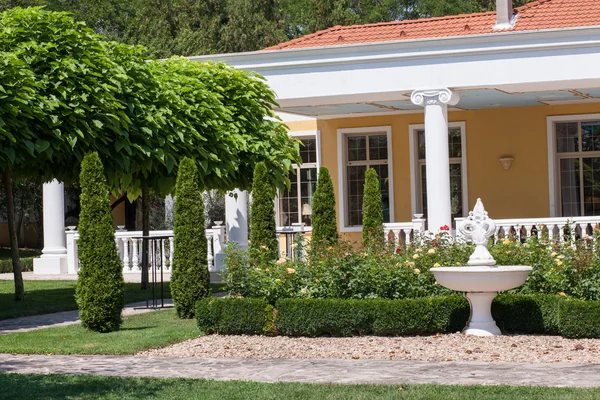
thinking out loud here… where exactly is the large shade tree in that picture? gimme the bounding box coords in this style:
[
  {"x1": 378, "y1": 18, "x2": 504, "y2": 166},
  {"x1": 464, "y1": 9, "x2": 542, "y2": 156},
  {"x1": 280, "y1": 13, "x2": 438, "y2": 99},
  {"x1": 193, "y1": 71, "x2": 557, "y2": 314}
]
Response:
[{"x1": 0, "y1": 7, "x2": 299, "y2": 300}]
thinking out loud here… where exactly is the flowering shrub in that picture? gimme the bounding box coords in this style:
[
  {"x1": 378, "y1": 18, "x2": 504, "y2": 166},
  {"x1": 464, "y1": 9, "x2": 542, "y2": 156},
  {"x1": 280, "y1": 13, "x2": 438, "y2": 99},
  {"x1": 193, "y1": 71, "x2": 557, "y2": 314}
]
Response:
[{"x1": 222, "y1": 226, "x2": 600, "y2": 303}]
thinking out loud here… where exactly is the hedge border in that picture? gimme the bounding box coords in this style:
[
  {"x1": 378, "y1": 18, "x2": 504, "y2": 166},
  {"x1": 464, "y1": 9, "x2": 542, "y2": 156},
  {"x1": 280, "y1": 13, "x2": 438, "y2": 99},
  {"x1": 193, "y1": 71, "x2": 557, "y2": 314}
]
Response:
[
  {"x1": 196, "y1": 294, "x2": 600, "y2": 339},
  {"x1": 0, "y1": 257, "x2": 34, "y2": 273}
]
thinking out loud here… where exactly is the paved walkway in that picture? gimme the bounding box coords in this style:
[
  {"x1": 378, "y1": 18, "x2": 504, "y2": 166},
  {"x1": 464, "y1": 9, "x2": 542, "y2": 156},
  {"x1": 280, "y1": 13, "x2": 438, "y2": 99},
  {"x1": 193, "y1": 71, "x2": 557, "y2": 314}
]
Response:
[
  {"x1": 1, "y1": 354, "x2": 599, "y2": 387},
  {"x1": 0, "y1": 300, "x2": 174, "y2": 335},
  {"x1": 0, "y1": 272, "x2": 172, "y2": 282}
]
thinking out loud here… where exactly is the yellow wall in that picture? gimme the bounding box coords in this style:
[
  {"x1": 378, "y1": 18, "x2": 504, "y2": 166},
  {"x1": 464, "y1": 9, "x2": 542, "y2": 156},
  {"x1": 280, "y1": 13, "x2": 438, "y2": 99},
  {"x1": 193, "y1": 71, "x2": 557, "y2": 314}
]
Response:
[{"x1": 288, "y1": 103, "x2": 600, "y2": 238}]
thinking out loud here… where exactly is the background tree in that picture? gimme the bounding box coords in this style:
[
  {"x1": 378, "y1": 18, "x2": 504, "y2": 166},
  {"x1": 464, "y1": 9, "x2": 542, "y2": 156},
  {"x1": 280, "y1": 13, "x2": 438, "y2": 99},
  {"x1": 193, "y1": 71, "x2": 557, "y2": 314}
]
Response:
[
  {"x1": 171, "y1": 157, "x2": 209, "y2": 318},
  {"x1": 311, "y1": 166, "x2": 337, "y2": 247},
  {"x1": 362, "y1": 168, "x2": 384, "y2": 250},
  {"x1": 75, "y1": 152, "x2": 124, "y2": 332},
  {"x1": 249, "y1": 162, "x2": 278, "y2": 261}
]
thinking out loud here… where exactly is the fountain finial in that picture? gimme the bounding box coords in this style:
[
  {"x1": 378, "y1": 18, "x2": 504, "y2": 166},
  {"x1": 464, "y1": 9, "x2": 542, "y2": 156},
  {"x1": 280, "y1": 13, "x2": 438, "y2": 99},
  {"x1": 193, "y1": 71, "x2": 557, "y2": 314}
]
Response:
[{"x1": 459, "y1": 198, "x2": 496, "y2": 266}]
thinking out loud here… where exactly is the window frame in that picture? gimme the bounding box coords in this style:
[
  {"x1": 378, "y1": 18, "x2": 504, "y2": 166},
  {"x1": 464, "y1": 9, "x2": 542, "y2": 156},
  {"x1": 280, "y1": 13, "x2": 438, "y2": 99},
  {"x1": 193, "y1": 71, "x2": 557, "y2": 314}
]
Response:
[
  {"x1": 547, "y1": 114, "x2": 600, "y2": 217},
  {"x1": 408, "y1": 122, "x2": 468, "y2": 219},
  {"x1": 337, "y1": 126, "x2": 394, "y2": 232},
  {"x1": 275, "y1": 130, "x2": 321, "y2": 231}
]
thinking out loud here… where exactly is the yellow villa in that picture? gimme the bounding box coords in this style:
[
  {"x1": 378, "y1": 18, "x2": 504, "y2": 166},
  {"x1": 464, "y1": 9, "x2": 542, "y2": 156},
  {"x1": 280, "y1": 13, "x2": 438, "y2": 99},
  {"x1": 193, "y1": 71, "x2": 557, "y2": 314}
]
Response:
[{"x1": 192, "y1": 0, "x2": 600, "y2": 247}]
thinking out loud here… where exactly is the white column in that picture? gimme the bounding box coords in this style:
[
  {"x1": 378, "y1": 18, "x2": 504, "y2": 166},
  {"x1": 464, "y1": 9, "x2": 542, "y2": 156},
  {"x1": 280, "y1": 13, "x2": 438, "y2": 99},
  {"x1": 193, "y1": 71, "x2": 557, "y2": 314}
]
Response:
[
  {"x1": 411, "y1": 88, "x2": 459, "y2": 232},
  {"x1": 33, "y1": 180, "x2": 68, "y2": 274},
  {"x1": 225, "y1": 189, "x2": 248, "y2": 248}
]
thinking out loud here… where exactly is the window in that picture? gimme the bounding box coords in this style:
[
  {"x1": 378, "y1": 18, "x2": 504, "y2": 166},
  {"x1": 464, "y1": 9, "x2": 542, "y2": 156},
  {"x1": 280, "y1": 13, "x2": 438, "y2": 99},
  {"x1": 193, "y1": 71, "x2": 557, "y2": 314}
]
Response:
[
  {"x1": 410, "y1": 123, "x2": 467, "y2": 228},
  {"x1": 278, "y1": 137, "x2": 318, "y2": 227},
  {"x1": 338, "y1": 126, "x2": 393, "y2": 230},
  {"x1": 554, "y1": 119, "x2": 600, "y2": 217}
]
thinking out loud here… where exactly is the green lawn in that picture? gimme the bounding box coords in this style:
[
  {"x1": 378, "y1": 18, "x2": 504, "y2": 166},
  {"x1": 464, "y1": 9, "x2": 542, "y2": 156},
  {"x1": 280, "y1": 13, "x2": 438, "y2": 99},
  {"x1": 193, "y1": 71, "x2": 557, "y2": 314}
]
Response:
[
  {"x1": 0, "y1": 280, "x2": 226, "y2": 320},
  {"x1": 1, "y1": 374, "x2": 599, "y2": 400},
  {"x1": 0, "y1": 309, "x2": 198, "y2": 354}
]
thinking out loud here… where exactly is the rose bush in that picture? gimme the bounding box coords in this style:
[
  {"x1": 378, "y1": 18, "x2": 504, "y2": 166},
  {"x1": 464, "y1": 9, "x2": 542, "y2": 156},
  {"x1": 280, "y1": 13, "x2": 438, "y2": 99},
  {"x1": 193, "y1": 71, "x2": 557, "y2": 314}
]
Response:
[{"x1": 223, "y1": 225, "x2": 600, "y2": 303}]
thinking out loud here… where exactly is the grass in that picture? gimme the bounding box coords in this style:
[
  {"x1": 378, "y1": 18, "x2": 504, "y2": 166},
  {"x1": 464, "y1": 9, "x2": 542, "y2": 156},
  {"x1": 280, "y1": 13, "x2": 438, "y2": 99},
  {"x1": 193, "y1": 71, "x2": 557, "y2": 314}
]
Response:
[
  {"x1": 0, "y1": 309, "x2": 198, "y2": 354},
  {"x1": 0, "y1": 280, "x2": 226, "y2": 320},
  {"x1": 1, "y1": 374, "x2": 600, "y2": 400}
]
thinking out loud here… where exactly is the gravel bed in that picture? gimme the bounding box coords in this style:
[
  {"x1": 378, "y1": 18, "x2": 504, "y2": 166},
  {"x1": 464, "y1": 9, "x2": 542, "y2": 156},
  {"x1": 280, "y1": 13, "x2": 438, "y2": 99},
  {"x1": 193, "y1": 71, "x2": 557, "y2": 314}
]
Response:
[{"x1": 138, "y1": 333, "x2": 600, "y2": 363}]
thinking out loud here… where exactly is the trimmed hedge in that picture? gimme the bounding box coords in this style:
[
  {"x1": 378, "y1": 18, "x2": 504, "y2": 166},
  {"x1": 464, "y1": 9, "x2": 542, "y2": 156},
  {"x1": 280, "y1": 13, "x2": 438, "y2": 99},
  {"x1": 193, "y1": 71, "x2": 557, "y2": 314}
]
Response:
[
  {"x1": 196, "y1": 294, "x2": 600, "y2": 339},
  {"x1": 0, "y1": 257, "x2": 33, "y2": 273},
  {"x1": 171, "y1": 156, "x2": 210, "y2": 319},
  {"x1": 196, "y1": 298, "x2": 274, "y2": 335},
  {"x1": 75, "y1": 152, "x2": 124, "y2": 333}
]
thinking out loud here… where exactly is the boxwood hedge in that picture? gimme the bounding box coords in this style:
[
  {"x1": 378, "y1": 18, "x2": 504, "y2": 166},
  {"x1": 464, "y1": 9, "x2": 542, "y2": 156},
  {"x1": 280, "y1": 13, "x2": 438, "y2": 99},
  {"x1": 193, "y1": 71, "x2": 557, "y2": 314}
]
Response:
[{"x1": 197, "y1": 294, "x2": 600, "y2": 339}]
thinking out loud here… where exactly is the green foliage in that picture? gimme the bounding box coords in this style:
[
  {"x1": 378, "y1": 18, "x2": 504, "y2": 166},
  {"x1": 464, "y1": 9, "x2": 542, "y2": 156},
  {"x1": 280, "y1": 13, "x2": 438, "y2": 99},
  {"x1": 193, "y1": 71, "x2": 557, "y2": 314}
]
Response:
[
  {"x1": 199, "y1": 294, "x2": 600, "y2": 338},
  {"x1": 311, "y1": 166, "x2": 337, "y2": 247},
  {"x1": 559, "y1": 299, "x2": 600, "y2": 338},
  {"x1": 276, "y1": 298, "x2": 373, "y2": 337},
  {"x1": 75, "y1": 153, "x2": 124, "y2": 333},
  {"x1": 196, "y1": 298, "x2": 274, "y2": 335},
  {"x1": 224, "y1": 227, "x2": 600, "y2": 304},
  {"x1": 171, "y1": 157, "x2": 209, "y2": 319},
  {"x1": 249, "y1": 162, "x2": 278, "y2": 261},
  {"x1": 362, "y1": 168, "x2": 384, "y2": 249},
  {"x1": 0, "y1": 257, "x2": 33, "y2": 273}
]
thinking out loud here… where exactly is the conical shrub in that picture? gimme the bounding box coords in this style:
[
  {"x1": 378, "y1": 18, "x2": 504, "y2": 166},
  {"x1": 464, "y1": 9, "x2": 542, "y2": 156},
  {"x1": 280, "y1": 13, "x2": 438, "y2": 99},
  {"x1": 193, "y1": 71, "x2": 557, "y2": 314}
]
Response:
[
  {"x1": 171, "y1": 157, "x2": 210, "y2": 319},
  {"x1": 362, "y1": 167, "x2": 384, "y2": 249},
  {"x1": 75, "y1": 152, "x2": 124, "y2": 332},
  {"x1": 311, "y1": 166, "x2": 337, "y2": 246},
  {"x1": 249, "y1": 162, "x2": 278, "y2": 261}
]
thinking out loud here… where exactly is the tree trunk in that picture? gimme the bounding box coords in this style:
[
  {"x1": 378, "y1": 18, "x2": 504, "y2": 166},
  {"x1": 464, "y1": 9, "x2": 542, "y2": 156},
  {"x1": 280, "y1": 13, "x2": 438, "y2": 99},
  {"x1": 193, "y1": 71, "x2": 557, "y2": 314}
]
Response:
[
  {"x1": 140, "y1": 187, "x2": 150, "y2": 290},
  {"x1": 3, "y1": 169, "x2": 24, "y2": 301}
]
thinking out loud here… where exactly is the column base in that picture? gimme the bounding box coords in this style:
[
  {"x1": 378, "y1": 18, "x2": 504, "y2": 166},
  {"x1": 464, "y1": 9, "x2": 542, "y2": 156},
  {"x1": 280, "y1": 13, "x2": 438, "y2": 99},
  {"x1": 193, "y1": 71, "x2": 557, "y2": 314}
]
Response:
[{"x1": 33, "y1": 256, "x2": 68, "y2": 275}]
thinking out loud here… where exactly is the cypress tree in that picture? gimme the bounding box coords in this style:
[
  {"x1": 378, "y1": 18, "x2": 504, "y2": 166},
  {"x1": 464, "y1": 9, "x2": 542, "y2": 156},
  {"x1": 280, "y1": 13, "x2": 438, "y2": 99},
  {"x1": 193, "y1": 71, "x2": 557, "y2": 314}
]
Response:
[
  {"x1": 75, "y1": 152, "x2": 124, "y2": 332},
  {"x1": 311, "y1": 166, "x2": 337, "y2": 246},
  {"x1": 249, "y1": 162, "x2": 278, "y2": 261},
  {"x1": 171, "y1": 157, "x2": 209, "y2": 319},
  {"x1": 362, "y1": 167, "x2": 384, "y2": 249}
]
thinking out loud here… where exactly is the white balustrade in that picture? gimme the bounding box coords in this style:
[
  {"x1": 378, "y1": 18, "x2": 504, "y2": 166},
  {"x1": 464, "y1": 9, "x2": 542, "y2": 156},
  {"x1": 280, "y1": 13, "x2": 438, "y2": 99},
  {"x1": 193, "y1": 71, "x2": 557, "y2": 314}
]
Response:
[
  {"x1": 455, "y1": 216, "x2": 600, "y2": 247},
  {"x1": 66, "y1": 227, "x2": 224, "y2": 273},
  {"x1": 383, "y1": 215, "x2": 427, "y2": 247}
]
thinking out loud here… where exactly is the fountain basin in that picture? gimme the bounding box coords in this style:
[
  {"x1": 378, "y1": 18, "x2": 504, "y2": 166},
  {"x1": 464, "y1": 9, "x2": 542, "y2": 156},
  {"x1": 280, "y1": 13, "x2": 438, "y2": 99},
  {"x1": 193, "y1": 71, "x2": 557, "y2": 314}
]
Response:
[{"x1": 432, "y1": 266, "x2": 532, "y2": 336}]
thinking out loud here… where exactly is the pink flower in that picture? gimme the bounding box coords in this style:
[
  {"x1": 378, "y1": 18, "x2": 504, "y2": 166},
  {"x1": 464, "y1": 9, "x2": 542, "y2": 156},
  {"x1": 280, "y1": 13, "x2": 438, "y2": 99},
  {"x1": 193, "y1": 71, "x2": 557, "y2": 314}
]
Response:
[{"x1": 440, "y1": 225, "x2": 450, "y2": 231}]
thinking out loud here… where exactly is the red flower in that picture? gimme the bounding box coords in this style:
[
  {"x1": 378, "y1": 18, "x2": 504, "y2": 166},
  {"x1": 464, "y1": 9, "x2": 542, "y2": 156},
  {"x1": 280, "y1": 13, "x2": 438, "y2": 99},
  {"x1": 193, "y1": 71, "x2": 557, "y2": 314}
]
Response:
[
  {"x1": 440, "y1": 225, "x2": 450, "y2": 231},
  {"x1": 432, "y1": 241, "x2": 439, "y2": 247},
  {"x1": 395, "y1": 247, "x2": 402, "y2": 254}
]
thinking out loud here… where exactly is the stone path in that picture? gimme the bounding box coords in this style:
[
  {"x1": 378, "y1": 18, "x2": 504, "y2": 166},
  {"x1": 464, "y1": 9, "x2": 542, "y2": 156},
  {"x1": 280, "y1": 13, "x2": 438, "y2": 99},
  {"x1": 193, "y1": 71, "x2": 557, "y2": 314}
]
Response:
[
  {"x1": 1, "y1": 354, "x2": 600, "y2": 387},
  {"x1": 0, "y1": 300, "x2": 174, "y2": 335}
]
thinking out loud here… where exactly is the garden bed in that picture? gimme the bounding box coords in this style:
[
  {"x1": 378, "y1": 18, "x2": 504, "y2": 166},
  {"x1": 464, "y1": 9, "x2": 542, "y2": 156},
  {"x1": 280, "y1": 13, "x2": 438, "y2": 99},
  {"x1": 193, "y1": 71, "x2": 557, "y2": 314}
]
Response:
[{"x1": 138, "y1": 333, "x2": 600, "y2": 364}]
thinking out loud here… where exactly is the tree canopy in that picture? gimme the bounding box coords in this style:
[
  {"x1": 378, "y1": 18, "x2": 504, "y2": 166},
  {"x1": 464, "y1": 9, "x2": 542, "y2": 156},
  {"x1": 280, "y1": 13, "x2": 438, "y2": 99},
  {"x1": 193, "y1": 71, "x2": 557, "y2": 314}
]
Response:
[{"x1": 0, "y1": 0, "x2": 537, "y2": 58}]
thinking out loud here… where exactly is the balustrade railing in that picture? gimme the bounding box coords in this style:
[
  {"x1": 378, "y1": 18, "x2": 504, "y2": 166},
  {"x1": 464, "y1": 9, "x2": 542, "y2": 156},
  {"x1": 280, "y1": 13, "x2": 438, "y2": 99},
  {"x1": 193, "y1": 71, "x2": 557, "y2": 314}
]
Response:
[
  {"x1": 383, "y1": 216, "x2": 427, "y2": 247},
  {"x1": 455, "y1": 215, "x2": 600, "y2": 247},
  {"x1": 65, "y1": 224, "x2": 225, "y2": 274}
]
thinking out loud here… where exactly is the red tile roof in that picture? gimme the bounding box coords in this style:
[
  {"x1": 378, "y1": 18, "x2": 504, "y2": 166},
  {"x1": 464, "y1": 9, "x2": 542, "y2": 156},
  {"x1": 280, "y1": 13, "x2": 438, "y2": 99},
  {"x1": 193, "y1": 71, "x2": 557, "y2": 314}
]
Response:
[{"x1": 265, "y1": 0, "x2": 600, "y2": 50}]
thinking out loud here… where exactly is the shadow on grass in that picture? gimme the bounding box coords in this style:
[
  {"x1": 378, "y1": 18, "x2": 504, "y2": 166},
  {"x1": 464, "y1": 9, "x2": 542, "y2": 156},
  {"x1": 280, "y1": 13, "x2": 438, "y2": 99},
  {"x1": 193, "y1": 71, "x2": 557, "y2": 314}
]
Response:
[
  {"x1": 119, "y1": 326, "x2": 158, "y2": 331},
  {"x1": 0, "y1": 373, "x2": 171, "y2": 400}
]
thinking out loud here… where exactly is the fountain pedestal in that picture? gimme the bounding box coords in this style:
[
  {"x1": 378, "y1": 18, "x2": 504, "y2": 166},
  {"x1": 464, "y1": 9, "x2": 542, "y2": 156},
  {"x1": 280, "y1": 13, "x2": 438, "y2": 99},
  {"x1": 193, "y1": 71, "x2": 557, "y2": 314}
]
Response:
[
  {"x1": 464, "y1": 292, "x2": 501, "y2": 336},
  {"x1": 431, "y1": 199, "x2": 532, "y2": 336}
]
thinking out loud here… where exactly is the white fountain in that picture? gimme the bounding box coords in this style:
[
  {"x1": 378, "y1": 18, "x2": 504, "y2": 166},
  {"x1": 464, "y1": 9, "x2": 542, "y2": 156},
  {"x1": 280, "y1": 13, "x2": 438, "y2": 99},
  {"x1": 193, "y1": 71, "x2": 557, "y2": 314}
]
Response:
[{"x1": 431, "y1": 199, "x2": 532, "y2": 336}]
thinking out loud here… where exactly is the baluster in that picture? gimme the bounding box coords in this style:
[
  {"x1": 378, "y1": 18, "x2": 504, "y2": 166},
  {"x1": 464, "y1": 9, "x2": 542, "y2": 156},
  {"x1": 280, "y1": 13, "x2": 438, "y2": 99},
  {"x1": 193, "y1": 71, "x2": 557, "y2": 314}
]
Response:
[
  {"x1": 132, "y1": 238, "x2": 140, "y2": 270},
  {"x1": 571, "y1": 224, "x2": 578, "y2": 249},
  {"x1": 525, "y1": 225, "x2": 532, "y2": 239},
  {"x1": 494, "y1": 226, "x2": 500, "y2": 241},
  {"x1": 559, "y1": 226, "x2": 566, "y2": 245},
  {"x1": 383, "y1": 228, "x2": 390, "y2": 244},
  {"x1": 537, "y1": 225, "x2": 543, "y2": 240},
  {"x1": 403, "y1": 229, "x2": 411, "y2": 246},
  {"x1": 123, "y1": 238, "x2": 131, "y2": 271},
  {"x1": 169, "y1": 237, "x2": 174, "y2": 270},
  {"x1": 161, "y1": 239, "x2": 166, "y2": 270},
  {"x1": 207, "y1": 235, "x2": 214, "y2": 272}
]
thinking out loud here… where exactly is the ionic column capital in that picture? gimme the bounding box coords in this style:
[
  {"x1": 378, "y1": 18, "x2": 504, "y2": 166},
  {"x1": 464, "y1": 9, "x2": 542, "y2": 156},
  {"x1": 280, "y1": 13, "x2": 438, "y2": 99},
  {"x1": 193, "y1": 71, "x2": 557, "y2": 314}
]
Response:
[{"x1": 410, "y1": 88, "x2": 460, "y2": 107}]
